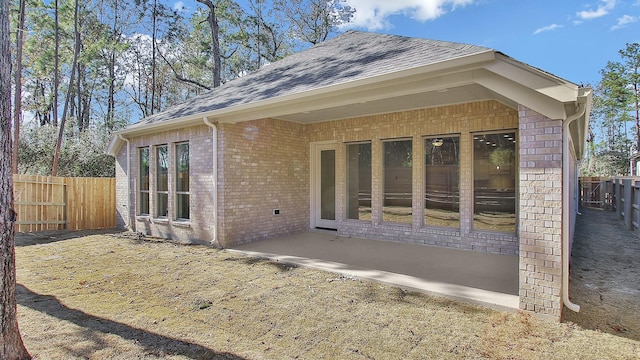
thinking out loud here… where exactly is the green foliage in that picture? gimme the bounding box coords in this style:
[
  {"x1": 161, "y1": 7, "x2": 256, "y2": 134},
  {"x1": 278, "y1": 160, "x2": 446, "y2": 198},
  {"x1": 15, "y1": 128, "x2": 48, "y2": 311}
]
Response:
[
  {"x1": 579, "y1": 150, "x2": 629, "y2": 177},
  {"x1": 12, "y1": 0, "x2": 355, "y2": 177},
  {"x1": 18, "y1": 123, "x2": 115, "y2": 177},
  {"x1": 589, "y1": 42, "x2": 640, "y2": 175}
]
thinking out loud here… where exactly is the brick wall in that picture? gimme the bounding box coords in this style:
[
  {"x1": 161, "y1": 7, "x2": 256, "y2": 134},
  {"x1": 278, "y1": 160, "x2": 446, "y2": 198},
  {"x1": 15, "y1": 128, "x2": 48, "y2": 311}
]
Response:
[
  {"x1": 116, "y1": 124, "x2": 216, "y2": 244},
  {"x1": 305, "y1": 100, "x2": 520, "y2": 254},
  {"x1": 517, "y1": 105, "x2": 563, "y2": 318},
  {"x1": 115, "y1": 146, "x2": 128, "y2": 229},
  {"x1": 114, "y1": 101, "x2": 525, "y2": 255},
  {"x1": 217, "y1": 119, "x2": 309, "y2": 247}
]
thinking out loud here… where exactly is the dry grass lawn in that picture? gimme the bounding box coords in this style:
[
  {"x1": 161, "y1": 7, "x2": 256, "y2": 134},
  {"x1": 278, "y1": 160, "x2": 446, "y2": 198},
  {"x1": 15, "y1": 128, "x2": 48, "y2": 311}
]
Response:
[{"x1": 15, "y1": 231, "x2": 639, "y2": 359}]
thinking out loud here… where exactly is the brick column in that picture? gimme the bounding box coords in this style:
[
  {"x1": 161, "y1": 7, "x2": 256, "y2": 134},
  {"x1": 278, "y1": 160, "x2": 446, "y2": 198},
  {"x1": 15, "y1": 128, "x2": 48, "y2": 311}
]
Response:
[{"x1": 518, "y1": 105, "x2": 563, "y2": 319}]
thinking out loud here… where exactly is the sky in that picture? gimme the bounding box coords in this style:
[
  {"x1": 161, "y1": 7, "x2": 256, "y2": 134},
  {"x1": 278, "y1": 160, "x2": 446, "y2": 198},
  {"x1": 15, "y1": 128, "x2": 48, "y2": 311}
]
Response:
[
  {"x1": 335, "y1": 0, "x2": 640, "y2": 86},
  {"x1": 209, "y1": 0, "x2": 640, "y2": 87}
]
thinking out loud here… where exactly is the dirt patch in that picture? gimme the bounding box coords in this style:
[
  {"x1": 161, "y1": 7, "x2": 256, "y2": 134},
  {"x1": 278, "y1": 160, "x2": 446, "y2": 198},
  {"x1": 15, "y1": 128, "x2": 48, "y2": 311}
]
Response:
[
  {"x1": 562, "y1": 208, "x2": 640, "y2": 341},
  {"x1": 15, "y1": 230, "x2": 639, "y2": 359}
]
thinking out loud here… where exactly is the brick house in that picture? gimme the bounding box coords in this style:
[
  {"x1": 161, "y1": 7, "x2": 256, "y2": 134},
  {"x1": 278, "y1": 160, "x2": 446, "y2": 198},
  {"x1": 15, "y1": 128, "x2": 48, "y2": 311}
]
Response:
[{"x1": 107, "y1": 31, "x2": 591, "y2": 319}]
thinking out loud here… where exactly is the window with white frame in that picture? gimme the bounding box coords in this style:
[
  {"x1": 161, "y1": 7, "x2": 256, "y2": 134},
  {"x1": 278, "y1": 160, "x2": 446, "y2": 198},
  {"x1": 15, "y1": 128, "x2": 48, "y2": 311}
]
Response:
[
  {"x1": 175, "y1": 142, "x2": 190, "y2": 220},
  {"x1": 156, "y1": 145, "x2": 169, "y2": 217},
  {"x1": 138, "y1": 147, "x2": 150, "y2": 215}
]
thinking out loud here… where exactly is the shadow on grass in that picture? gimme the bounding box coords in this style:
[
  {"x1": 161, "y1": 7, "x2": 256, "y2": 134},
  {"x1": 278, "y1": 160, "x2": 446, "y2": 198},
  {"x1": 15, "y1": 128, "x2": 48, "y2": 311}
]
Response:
[
  {"x1": 15, "y1": 229, "x2": 124, "y2": 247},
  {"x1": 17, "y1": 284, "x2": 244, "y2": 359}
]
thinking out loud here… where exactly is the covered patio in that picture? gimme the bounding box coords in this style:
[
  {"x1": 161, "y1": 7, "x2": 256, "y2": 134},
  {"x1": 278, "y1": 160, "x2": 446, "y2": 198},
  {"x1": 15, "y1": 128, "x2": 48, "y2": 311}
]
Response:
[{"x1": 229, "y1": 232, "x2": 519, "y2": 311}]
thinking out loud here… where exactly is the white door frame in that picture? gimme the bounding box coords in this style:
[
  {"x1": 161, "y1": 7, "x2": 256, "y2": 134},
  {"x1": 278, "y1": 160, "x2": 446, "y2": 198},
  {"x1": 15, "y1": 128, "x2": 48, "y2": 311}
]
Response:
[{"x1": 310, "y1": 141, "x2": 338, "y2": 229}]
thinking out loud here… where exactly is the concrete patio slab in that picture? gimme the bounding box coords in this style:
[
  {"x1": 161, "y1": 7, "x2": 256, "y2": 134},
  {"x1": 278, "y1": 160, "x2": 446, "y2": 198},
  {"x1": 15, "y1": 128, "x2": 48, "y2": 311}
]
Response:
[{"x1": 229, "y1": 231, "x2": 520, "y2": 311}]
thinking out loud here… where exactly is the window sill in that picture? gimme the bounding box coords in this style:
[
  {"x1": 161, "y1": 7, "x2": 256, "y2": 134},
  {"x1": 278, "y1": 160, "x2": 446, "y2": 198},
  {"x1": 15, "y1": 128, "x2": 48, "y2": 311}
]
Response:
[
  {"x1": 136, "y1": 215, "x2": 151, "y2": 222},
  {"x1": 153, "y1": 217, "x2": 169, "y2": 224},
  {"x1": 172, "y1": 220, "x2": 191, "y2": 228}
]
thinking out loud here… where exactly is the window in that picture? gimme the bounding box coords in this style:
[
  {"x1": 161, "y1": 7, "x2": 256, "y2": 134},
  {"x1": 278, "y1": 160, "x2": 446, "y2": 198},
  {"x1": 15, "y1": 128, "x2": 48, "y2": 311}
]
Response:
[
  {"x1": 473, "y1": 132, "x2": 516, "y2": 233},
  {"x1": 175, "y1": 142, "x2": 190, "y2": 220},
  {"x1": 156, "y1": 145, "x2": 169, "y2": 217},
  {"x1": 138, "y1": 147, "x2": 150, "y2": 215},
  {"x1": 425, "y1": 137, "x2": 459, "y2": 228},
  {"x1": 383, "y1": 139, "x2": 412, "y2": 224},
  {"x1": 346, "y1": 142, "x2": 372, "y2": 220}
]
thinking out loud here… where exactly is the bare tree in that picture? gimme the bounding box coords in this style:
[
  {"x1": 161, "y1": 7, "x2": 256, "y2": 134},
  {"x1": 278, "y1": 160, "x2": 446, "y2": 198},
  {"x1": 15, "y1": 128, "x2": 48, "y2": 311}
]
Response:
[
  {"x1": 195, "y1": 0, "x2": 222, "y2": 87},
  {"x1": 0, "y1": 0, "x2": 31, "y2": 356},
  {"x1": 275, "y1": 0, "x2": 354, "y2": 45}
]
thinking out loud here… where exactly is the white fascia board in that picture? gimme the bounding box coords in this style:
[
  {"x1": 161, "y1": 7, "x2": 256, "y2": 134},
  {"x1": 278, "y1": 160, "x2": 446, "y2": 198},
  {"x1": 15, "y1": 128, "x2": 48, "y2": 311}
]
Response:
[
  {"x1": 117, "y1": 51, "x2": 497, "y2": 134},
  {"x1": 106, "y1": 134, "x2": 123, "y2": 157},
  {"x1": 473, "y1": 69, "x2": 567, "y2": 120},
  {"x1": 488, "y1": 54, "x2": 579, "y2": 102}
]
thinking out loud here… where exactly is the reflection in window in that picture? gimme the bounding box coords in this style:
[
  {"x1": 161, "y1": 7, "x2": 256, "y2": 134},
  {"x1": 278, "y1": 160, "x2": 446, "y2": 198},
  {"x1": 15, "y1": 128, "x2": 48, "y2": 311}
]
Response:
[
  {"x1": 139, "y1": 147, "x2": 150, "y2": 215},
  {"x1": 320, "y1": 150, "x2": 336, "y2": 221},
  {"x1": 175, "y1": 142, "x2": 189, "y2": 220},
  {"x1": 473, "y1": 132, "x2": 516, "y2": 232},
  {"x1": 156, "y1": 145, "x2": 169, "y2": 217},
  {"x1": 383, "y1": 139, "x2": 413, "y2": 224},
  {"x1": 346, "y1": 142, "x2": 372, "y2": 220},
  {"x1": 425, "y1": 137, "x2": 459, "y2": 228}
]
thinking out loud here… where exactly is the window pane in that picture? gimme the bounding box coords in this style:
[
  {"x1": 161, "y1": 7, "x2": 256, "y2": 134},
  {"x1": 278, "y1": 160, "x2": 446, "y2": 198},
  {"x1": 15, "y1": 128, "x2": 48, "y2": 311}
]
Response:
[
  {"x1": 139, "y1": 192, "x2": 149, "y2": 215},
  {"x1": 176, "y1": 142, "x2": 189, "y2": 192},
  {"x1": 157, "y1": 193, "x2": 168, "y2": 217},
  {"x1": 139, "y1": 147, "x2": 150, "y2": 215},
  {"x1": 473, "y1": 132, "x2": 516, "y2": 232},
  {"x1": 383, "y1": 140, "x2": 412, "y2": 224},
  {"x1": 156, "y1": 145, "x2": 168, "y2": 217},
  {"x1": 320, "y1": 150, "x2": 335, "y2": 221},
  {"x1": 346, "y1": 143, "x2": 372, "y2": 220},
  {"x1": 176, "y1": 194, "x2": 190, "y2": 220},
  {"x1": 139, "y1": 148, "x2": 149, "y2": 191},
  {"x1": 156, "y1": 145, "x2": 168, "y2": 192},
  {"x1": 425, "y1": 137, "x2": 459, "y2": 227}
]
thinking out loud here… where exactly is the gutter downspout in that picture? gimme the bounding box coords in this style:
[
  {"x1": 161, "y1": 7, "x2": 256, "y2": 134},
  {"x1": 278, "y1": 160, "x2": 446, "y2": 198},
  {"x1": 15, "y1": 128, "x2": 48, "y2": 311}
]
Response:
[
  {"x1": 562, "y1": 102, "x2": 586, "y2": 313},
  {"x1": 203, "y1": 117, "x2": 218, "y2": 245},
  {"x1": 118, "y1": 134, "x2": 132, "y2": 231}
]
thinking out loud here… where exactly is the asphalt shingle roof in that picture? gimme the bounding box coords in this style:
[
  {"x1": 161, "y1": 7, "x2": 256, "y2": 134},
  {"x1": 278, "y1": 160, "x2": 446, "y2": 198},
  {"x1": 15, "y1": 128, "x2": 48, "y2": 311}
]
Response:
[{"x1": 129, "y1": 31, "x2": 492, "y2": 128}]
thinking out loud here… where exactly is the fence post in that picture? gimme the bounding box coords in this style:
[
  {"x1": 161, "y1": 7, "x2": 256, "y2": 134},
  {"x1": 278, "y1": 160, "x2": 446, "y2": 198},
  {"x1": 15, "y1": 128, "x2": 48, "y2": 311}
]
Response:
[
  {"x1": 600, "y1": 179, "x2": 606, "y2": 209},
  {"x1": 616, "y1": 179, "x2": 622, "y2": 217},
  {"x1": 624, "y1": 179, "x2": 633, "y2": 230}
]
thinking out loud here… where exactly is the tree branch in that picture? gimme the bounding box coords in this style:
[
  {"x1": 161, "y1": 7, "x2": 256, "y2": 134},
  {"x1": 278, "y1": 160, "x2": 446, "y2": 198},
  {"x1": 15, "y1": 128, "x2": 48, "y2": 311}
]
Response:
[{"x1": 157, "y1": 49, "x2": 211, "y2": 90}]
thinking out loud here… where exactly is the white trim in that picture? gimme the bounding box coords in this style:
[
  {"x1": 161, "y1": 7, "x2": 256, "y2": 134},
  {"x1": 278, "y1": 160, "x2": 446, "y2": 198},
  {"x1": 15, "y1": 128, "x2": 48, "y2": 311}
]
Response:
[
  {"x1": 118, "y1": 134, "x2": 132, "y2": 230},
  {"x1": 310, "y1": 141, "x2": 338, "y2": 229},
  {"x1": 203, "y1": 117, "x2": 218, "y2": 244}
]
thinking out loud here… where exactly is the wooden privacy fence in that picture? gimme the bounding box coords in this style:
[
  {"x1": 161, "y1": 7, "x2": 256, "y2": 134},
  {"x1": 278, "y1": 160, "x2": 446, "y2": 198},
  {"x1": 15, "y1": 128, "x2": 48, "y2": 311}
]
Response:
[
  {"x1": 13, "y1": 174, "x2": 116, "y2": 232},
  {"x1": 579, "y1": 176, "x2": 640, "y2": 231},
  {"x1": 579, "y1": 176, "x2": 613, "y2": 209}
]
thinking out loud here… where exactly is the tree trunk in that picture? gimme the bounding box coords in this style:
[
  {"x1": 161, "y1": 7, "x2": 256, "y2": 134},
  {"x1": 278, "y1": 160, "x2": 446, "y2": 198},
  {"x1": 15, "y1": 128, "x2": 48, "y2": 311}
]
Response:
[
  {"x1": 151, "y1": 0, "x2": 157, "y2": 114},
  {"x1": 196, "y1": 0, "x2": 221, "y2": 87},
  {"x1": 106, "y1": 0, "x2": 118, "y2": 131},
  {"x1": 52, "y1": 0, "x2": 80, "y2": 176},
  {"x1": 0, "y1": 0, "x2": 31, "y2": 357},
  {"x1": 12, "y1": 0, "x2": 26, "y2": 174},
  {"x1": 53, "y1": 0, "x2": 59, "y2": 127}
]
